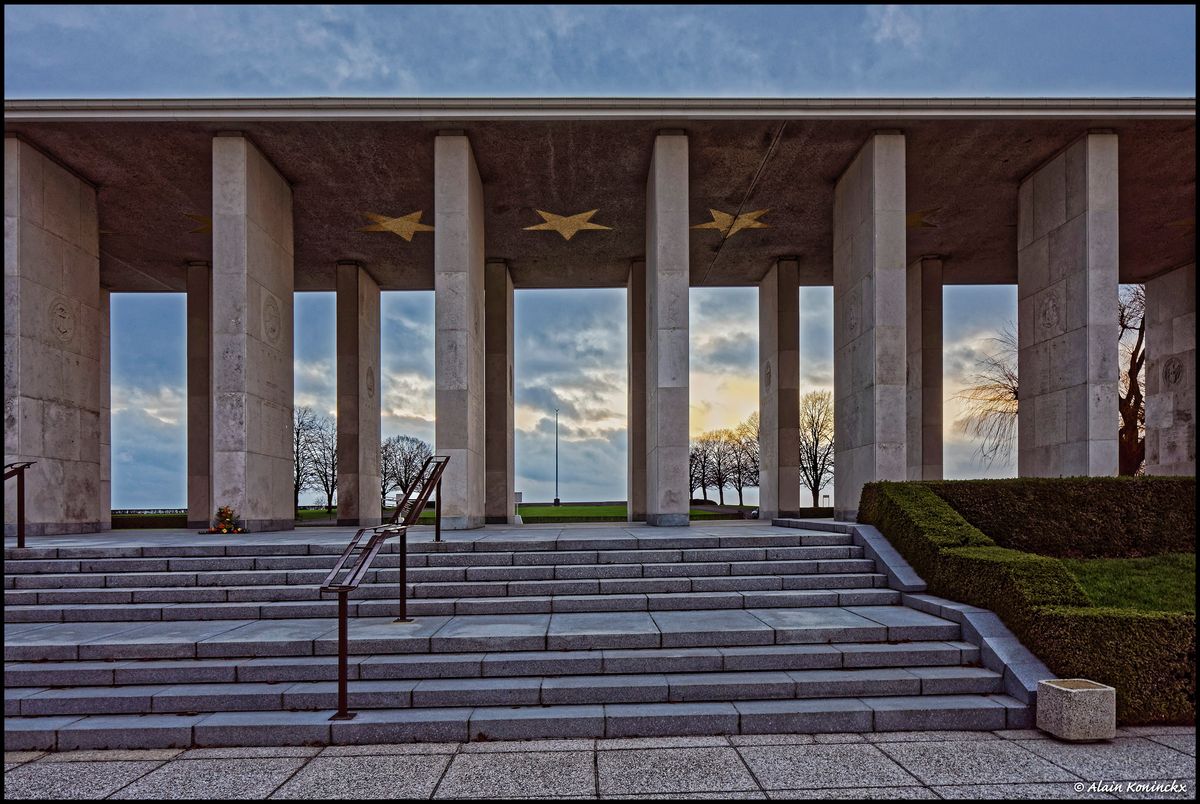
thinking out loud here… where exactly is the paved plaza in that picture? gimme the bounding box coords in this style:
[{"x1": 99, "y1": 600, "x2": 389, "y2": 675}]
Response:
[{"x1": 3, "y1": 728, "x2": 1195, "y2": 799}]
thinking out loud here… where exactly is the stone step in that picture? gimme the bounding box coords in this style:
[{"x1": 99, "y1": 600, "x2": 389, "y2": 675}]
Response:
[
  {"x1": 2, "y1": 694, "x2": 1032, "y2": 750},
  {"x1": 4, "y1": 606, "x2": 961, "y2": 662},
  {"x1": 1, "y1": 529, "x2": 849, "y2": 563},
  {"x1": 3, "y1": 572, "x2": 888, "y2": 609},
  {"x1": 5, "y1": 666, "x2": 1005, "y2": 717},
  {"x1": 3, "y1": 587, "x2": 903, "y2": 623},
  {"x1": 3, "y1": 558, "x2": 881, "y2": 592},
  {"x1": 5, "y1": 640, "x2": 980, "y2": 688},
  {"x1": 1, "y1": 542, "x2": 859, "y2": 574}
]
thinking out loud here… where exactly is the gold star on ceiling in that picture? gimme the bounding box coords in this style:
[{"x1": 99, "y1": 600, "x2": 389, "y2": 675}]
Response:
[
  {"x1": 357, "y1": 211, "x2": 434, "y2": 242},
  {"x1": 906, "y1": 208, "x2": 941, "y2": 229},
  {"x1": 691, "y1": 208, "x2": 770, "y2": 238},
  {"x1": 523, "y1": 209, "x2": 612, "y2": 241},
  {"x1": 184, "y1": 213, "x2": 211, "y2": 234}
]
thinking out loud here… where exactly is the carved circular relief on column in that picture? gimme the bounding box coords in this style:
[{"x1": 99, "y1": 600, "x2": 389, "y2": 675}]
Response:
[
  {"x1": 366, "y1": 366, "x2": 376, "y2": 399},
  {"x1": 1038, "y1": 293, "x2": 1061, "y2": 332},
  {"x1": 262, "y1": 295, "x2": 282, "y2": 346},
  {"x1": 1162, "y1": 356, "x2": 1184, "y2": 389},
  {"x1": 847, "y1": 303, "x2": 860, "y2": 337},
  {"x1": 49, "y1": 298, "x2": 75, "y2": 343}
]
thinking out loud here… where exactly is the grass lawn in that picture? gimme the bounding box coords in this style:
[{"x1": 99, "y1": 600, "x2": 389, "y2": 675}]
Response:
[{"x1": 1063, "y1": 552, "x2": 1196, "y2": 613}]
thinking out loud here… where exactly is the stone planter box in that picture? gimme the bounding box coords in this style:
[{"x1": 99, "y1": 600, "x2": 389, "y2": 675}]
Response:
[{"x1": 1037, "y1": 679, "x2": 1117, "y2": 741}]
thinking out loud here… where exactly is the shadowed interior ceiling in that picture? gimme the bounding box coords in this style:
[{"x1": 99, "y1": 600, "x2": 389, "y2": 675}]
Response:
[{"x1": 5, "y1": 110, "x2": 1193, "y2": 292}]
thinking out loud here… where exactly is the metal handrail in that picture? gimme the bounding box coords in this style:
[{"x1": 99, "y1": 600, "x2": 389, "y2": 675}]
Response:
[
  {"x1": 389, "y1": 455, "x2": 450, "y2": 541},
  {"x1": 5, "y1": 461, "x2": 36, "y2": 549},
  {"x1": 319, "y1": 523, "x2": 410, "y2": 721}
]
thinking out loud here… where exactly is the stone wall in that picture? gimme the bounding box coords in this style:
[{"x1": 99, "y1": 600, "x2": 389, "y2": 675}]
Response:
[
  {"x1": 1016, "y1": 133, "x2": 1119, "y2": 477},
  {"x1": 4, "y1": 137, "x2": 105, "y2": 536},
  {"x1": 1144, "y1": 263, "x2": 1195, "y2": 476}
]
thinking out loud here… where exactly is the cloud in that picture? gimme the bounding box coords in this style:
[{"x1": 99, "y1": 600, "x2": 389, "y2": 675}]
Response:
[{"x1": 866, "y1": 5, "x2": 925, "y2": 52}]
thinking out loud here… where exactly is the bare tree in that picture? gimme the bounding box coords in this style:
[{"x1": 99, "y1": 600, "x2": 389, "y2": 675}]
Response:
[
  {"x1": 954, "y1": 323, "x2": 1020, "y2": 465},
  {"x1": 957, "y1": 296, "x2": 1147, "y2": 474},
  {"x1": 729, "y1": 413, "x2": 760, "y2": 507},
  {"x1": 797, "y1": 390, "x2": 835, "y2": 507},
  {"x1": 381, "y1": 435, "x2": 432, "y2": 508},
  {"x1": 689, "y1": 438, "x2": 715, "y2": 502},
  {"x1": 1118, "y1": 285, "x2": 1146, "y2": 475},
  {"x1": 309, "y1": 414, "x2": 338, "y2": 513},
  {"x1": 292, "y1": 406, "x2": 320, "y2": 511},
  {"x1": 704, "y1": 430, "x2": 736, "y2": 506}
]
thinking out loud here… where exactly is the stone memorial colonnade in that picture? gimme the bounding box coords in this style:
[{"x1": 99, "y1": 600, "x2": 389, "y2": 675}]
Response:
[{"x1": 4, "y1": 98, "x2": 1194, "y2": 535}]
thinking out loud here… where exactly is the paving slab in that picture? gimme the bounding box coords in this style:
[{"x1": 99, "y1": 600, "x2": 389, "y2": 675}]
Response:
[
  {"x1": 428, "y1": 614, "x2": 549, "y2": 652},
  {"x1": 863, "y1": 695, "x2": 1008, "y2": 731},
  {"x1": 733, "y1": 699, "x2": 874, "y2": 734},
  {"x1": 315, "y1": 615, "x2": 451, "y2": 655},
  {"x1": 328, "y1": 708, "x2": 472, "y2": 744},
  {"x1": 596, "y1": 746, "x2": 758, "y2": 795},
  {"x1": 548, "y1": 611, "x2": 660, "y2": 650},
  {"x1": 649, "y1": 609, "x2": 774, "y2": 648},
  {"x1": 469, "y1": 704, "x2": 606, "y2": 740},
  {"x1": 193, "y1": 710, "x2": 333, "y2": 747},
  {"x1": 765, "y1": 787, "x2": 938, "y2": 799},
  {"x1": 739, "y1": 743, "x2": 920, "y2": 790},
  {"x1": 58, "y1": 713, "x2": 207, "y2": 750},
  {"x1": 108, "y1": 757, "x2": 307, "y2": 799},
  {"x1": 875, "y1": 739, "x2": 1082, "y2": 786},
  {"x1": 435, "y1": 751, "x2": 597, "y2": 798},
  {"x1": 604, "y1": 702, "x2": 738, "y2": 738},
  {"x1": 543, "y1": 673, "x2": 669, "y2": 704},
  {"x1": 195, "y1": 619, "x2": 336, "y2": 658},
  {"x1": 746, "y1": 608, "x2": 888, "y2": 644},
  {"x1": 932, "y1": 782, "x2": 1117, "y2": 799},
  {"x1": 1016, "y1": 737, "x2": 1197, "y2": 782},
  {"x1": 2, "y1": 759, "x2": 167, "y2": 799},
  {"x1": 271, "y1": 754, "x2": 452, "y2": 799}
]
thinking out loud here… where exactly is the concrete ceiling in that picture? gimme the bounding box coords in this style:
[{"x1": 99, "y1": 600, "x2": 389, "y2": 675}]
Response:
[{"x1": 4, "y1": 99, "x2": 1194, "y2": 292}]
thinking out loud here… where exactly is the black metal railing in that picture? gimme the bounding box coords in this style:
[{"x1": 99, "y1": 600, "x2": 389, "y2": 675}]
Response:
[
  {"x1": 319, "y1": 454, "x2": 451, "y2": 720},
  {"x1": 5, "y1": 461, "x2": 36, "y2": 549},
  {"x1": 389, "y1": 455, "x2": 451, "y2": 541},
  {"x1": 319, "y1": 523, "x2": 410, "y2": 721}
]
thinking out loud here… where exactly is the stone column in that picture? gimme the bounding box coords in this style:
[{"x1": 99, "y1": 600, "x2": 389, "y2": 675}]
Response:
[
  {"x1": 434, "y1": 133, "x2": 486, "y2": 529},
  {"x1": 627, "y1": 259, "x2": 647, "y2": 522},
  {"x1": 485, "y1": 259, "x2": 514, "y2": 524},
  {"x1": 1144, "y1": 263, "x2": 1195, "y2": 475},
  {"x1": 906, "y1": 257, "x2": 943, "y2": 480},
  {"x1": 4, "y1": 136, "x2": 104, "y2": 536},
  {"x1": 1017, "y1": 133, "x2": 1119, "y2": 477},
  {"x1": 336, "y1": 260, "x2": 381, "y2": 526},
  {"x1": 186, "y1": 261, "x2": 212, "y2": 529},
  {"x1": 758, "y1": 258, "x2": 801, "y2": 520},
  {"x1": 211, "y1": 133, "x2": 295, "y2": 532},
  {"x1": 645, "y1": 132, "x2": 690, "y2": 527},
  {"x1": 832, "y1": 132, "x2": 907, "y2": 521},
  {"x1": 99, "y1": 288, "x2": 111, "y2": 531}
]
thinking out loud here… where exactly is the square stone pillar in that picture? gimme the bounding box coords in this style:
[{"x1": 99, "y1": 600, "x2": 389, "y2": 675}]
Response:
[
  {"x1": 434, "y1": 133, "x2": 486, "y2": 530},
  {"x1": 99, "y1": 288, "x2": 111, "y2": 531},
  {"x1": 1017, "y1": 133, "x2": 1119, "y2": 477},
  {"x1": 645, "y1": 132, "x2": 690, "y2": 527},
  {"x1": 4, "y1": 136, "x2": 104, "y2": 536},
  {"x1": 758, "y1": 257, "x2": 801, "y2": 520},
  {"x1": 186, "y1": 261, "x2": 212, "y2": 529},
  {"x1": 906, "y1": 257, "x2": 943, "y2": 480},
  {"x1": 211, "y1": 134, "x2": 295, "y2": 532},
  {"x1": 1144, "y1": 262, "x2": 1195, "y2": 475},
  {"x1": 485, "y1": 260, "x2": 514, "y2": 524},
  {"x1": 627, "y1": 259, "x2": 647, "y2": 522},
  {"x1": 336, "y1": 260, "x2": 381, "y2": 526},
  {"x1": 832, "y1": 132, "x2": 907, "y2": 521}
]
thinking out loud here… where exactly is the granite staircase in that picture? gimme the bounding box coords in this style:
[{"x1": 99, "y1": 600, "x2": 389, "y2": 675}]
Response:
[{"x1": 3, "y1": 524, "x2": 1032, "y2": 750}]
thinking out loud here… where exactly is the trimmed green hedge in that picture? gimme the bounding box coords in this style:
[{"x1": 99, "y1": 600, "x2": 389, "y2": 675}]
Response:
[
  {"x1": 923, "y1": 477, "x2": 1196, "y2": 558},
  {"x1": 859, "y1": 481, "x2": 1196, "y2": 724}
]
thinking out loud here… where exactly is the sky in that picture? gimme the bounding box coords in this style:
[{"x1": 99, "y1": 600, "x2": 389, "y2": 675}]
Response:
[{"x1": 6, "y1": 5, "x2": 1194, "y2": 508}]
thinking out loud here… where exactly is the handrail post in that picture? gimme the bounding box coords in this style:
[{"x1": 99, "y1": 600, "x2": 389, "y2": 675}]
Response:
[
  {"x1": 395, "y1": 529, "x2": 411, "y2": 623},
  {"x1": 17, "y1": 467, "x2": 26, "y2": 549},
  {"x1": 435, "y1": 480, "x2": 442, "y2": 542},
  {"x1": 330, "y1": 590, "x2": 354, "y2": 721}
]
